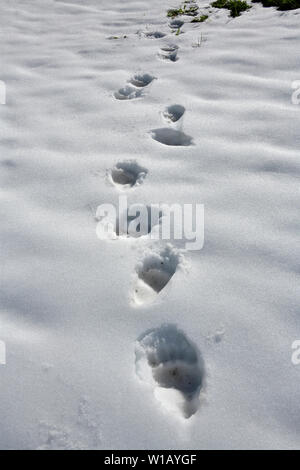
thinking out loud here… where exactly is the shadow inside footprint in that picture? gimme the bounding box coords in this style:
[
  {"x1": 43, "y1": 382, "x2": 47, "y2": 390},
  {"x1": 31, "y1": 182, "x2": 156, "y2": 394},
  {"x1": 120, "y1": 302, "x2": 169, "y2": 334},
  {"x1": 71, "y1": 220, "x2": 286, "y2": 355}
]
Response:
[
  {"x1": 138, "y1": 247, "x2": 178, "y2": 292},
  {"x1": 129, "y1": 73, "x2": 156, "y2": 88},
  {"x1": 143, "y1": 31, "x2": 166, "y2": 39},
  {"x1": 135, "y1": 324, "x2": 205, "y2": 419},
  {"x1": 162, "y1": 104, "x2": 185, "y2": 123},
  {"x1": 134, "y1": 245, "x2": 179, "y2": 305},
  {"x1": 114, "y1": 85, "x2": 143, "y2": 100},
  {"x1": 158, "y1": 45, "x2": 179, "y2": 62},
  {"x1": 151, "y1": 128, "x2": 193, "y2": 146},
  {"x1": 109, "y1": 160, "x2": 148, "y2": 189},
  {"x1": 169, "y1": 19, "x2": 184, "y2": 29},
  {"x1": 140, "y1": 268, "x2": 172, "y2": 293}
]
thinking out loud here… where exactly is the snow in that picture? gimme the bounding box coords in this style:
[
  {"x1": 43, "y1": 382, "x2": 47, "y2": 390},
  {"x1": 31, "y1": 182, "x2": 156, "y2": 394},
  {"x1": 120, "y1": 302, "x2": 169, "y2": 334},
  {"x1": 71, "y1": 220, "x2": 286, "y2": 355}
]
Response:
[{"x1": 0, "y1": 0, "x2": 300, "y2": 450}]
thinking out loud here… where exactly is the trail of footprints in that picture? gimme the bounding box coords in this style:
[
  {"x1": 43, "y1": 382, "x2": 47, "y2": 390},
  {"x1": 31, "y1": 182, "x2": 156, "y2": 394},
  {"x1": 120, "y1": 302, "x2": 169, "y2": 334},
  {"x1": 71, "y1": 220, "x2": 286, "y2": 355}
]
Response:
[{"x1": 104, "y1": 11, "x2": 203, "y2": 419}]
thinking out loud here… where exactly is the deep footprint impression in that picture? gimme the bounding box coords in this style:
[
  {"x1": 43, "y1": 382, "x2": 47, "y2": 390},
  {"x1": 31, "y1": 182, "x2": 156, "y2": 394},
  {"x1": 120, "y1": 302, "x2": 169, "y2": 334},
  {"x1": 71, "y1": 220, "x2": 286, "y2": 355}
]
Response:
[
  {"x1": 129, "y1": 73, "x2": 156, "y2": 88},
  {"x1": 169, "y1": 19, "x2": 184, "y2": 30},
  {"x1": 133, "y1": 245, "x2": 180, "y2": 305},
  {"x1": 135, "y1": 324, "x2": 205, "y2": 419},
  {"x1": 162, "y1": 104, "x2": 185, "y2": 124},
  {"x1": 114, "y1": 85, "x2": 143, "y2": 100},
  {"x1": 158, "y1": 44, "x2": 179, "y2": 62},
  {"x1": 142, "y1": 31, "x2": 166, "y2": 39},
  {"x1": 108, "y1": 160, "x2": 148, "y2": 189},
  {"x1": 115, "y1": 73, "x2": 155, "y2": 100},
  {"x1": 151, "y1": 128, "x2": 193, "y2": 146}
]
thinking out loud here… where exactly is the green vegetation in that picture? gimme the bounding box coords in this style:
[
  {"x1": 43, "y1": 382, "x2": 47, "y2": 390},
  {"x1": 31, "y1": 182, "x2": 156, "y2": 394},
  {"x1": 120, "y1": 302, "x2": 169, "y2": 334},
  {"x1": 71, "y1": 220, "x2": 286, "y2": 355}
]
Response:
[
  {"x1": 252, "y1": 0, "x2": 300, "y2": 10},
  {"x1": 167, "y1": 2, "x2": 199, "y2": 18},
  {"x1": 191, "y1": 14, "x2": 209, "y2": 22},
  {"x1": 211, "y1": 0, "x2": 251, "y2": 17},
  {"x1": 184, "y1": 5, "x2": 199, "y2": 15},
  {"x1": 168, "y1": 0, "x2": 255, "y2": 23},
  {"x1": 168, "y1": 0, "x2": 299, "y2": 27},
  {"x1": 167, "y1": 7, "x2": 185, "y2": 17},
  {"x1": 107, "y1": 35, "x2": 127, "y2": 40}
]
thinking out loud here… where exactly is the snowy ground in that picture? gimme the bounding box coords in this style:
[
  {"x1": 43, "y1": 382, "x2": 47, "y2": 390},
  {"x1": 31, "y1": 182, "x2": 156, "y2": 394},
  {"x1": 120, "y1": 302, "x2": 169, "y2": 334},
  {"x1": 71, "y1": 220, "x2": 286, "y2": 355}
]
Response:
[{"x1": 1, "y1": 0, "x2": 300, "y2": 450}]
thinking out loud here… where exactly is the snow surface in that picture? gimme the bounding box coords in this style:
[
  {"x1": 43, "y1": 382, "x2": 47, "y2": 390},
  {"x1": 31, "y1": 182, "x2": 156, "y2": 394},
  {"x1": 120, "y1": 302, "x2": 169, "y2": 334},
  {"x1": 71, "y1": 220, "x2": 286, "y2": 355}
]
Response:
[{"x1": 1, "y1": 0, "x2": 300, "y2": 450}]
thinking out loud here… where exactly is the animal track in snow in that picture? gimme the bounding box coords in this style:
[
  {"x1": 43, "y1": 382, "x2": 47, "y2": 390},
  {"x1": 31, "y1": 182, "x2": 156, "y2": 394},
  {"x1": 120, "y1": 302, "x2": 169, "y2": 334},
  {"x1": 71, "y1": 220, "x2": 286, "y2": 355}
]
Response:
[
  {"x1": 162, "y1": 104, "x2": 185, "y2": 124},
  {"x1": 151, "y1": 128, "x2": 193, "y2": 147},
  {"x1": 133, "y1": 245, "x2": 180, "y2": 305},
  {"x1": 169, "y1": 19, "x2": 184, "y2": 30},
  {"x1": 115, "y1": 73, "x2": 155, "y2": 100},
  {"x1": 141, "y1": 31, "x2": 166, "y2": 39},
  {"x1": 108, "y1": 160, "x2": 148, "y2": 189},
  {"x1": 158, "y1": 44, "x2": 179, "y2": 62},
  {"x1": 114, "y1": 85, "x2": 143, "y2": 101},
  {"x1": 135, "y1": 324, "x2": 204, "y2": 419},
  {"x1": 129, "y1": 73, "x2": 156, "y2": 88}
]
